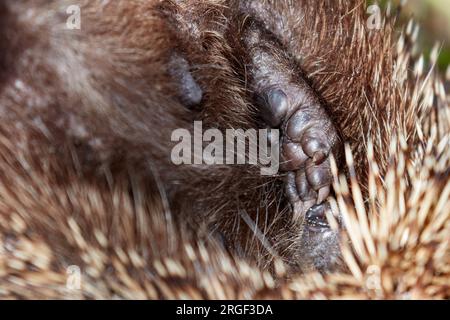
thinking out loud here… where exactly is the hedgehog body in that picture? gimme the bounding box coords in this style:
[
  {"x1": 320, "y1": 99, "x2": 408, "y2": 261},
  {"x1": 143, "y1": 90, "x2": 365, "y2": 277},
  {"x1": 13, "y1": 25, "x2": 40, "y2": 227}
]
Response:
[{"x1": 0, "y1": 0, "x2": 448, "y2": 299}]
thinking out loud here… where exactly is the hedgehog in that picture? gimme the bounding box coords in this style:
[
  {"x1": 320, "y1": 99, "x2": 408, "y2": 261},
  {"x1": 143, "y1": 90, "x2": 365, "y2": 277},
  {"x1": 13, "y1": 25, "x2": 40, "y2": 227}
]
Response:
[
  {"x1": 0, "y1": 0, "x2": 343, "y2": 273},
  {"x1": 0, "y1": 102, "x2": 448, "y2": 299},
  {"x1": 0, "y1": 0, "x2": 449, "y2": 299}
]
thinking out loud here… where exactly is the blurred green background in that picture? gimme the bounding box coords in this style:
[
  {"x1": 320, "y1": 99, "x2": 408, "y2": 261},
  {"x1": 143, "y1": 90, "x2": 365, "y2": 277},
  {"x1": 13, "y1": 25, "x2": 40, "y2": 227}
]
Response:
[{"x1": 376, "y1": 0, "x2": 450, "y2": 71}]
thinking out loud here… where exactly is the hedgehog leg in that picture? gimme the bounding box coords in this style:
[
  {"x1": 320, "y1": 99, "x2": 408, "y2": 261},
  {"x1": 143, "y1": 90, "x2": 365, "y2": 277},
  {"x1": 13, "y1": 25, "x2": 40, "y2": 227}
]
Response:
[{"x1": 243, "y1": 22, "x2": 341, "y2": 218}]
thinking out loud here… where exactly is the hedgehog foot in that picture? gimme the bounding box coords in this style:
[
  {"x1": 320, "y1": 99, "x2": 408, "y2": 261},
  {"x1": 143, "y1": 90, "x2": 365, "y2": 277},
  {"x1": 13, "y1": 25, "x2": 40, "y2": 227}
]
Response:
[{"x1": 256, "y1": 83, "x2": 340, "y2": 218}]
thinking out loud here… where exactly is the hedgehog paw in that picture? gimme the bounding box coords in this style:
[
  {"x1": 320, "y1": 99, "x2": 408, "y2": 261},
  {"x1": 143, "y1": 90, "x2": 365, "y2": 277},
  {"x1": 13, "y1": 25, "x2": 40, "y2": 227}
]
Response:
[{"x1": 257, "y1": 85, "x2": 340, "y2": 218}]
